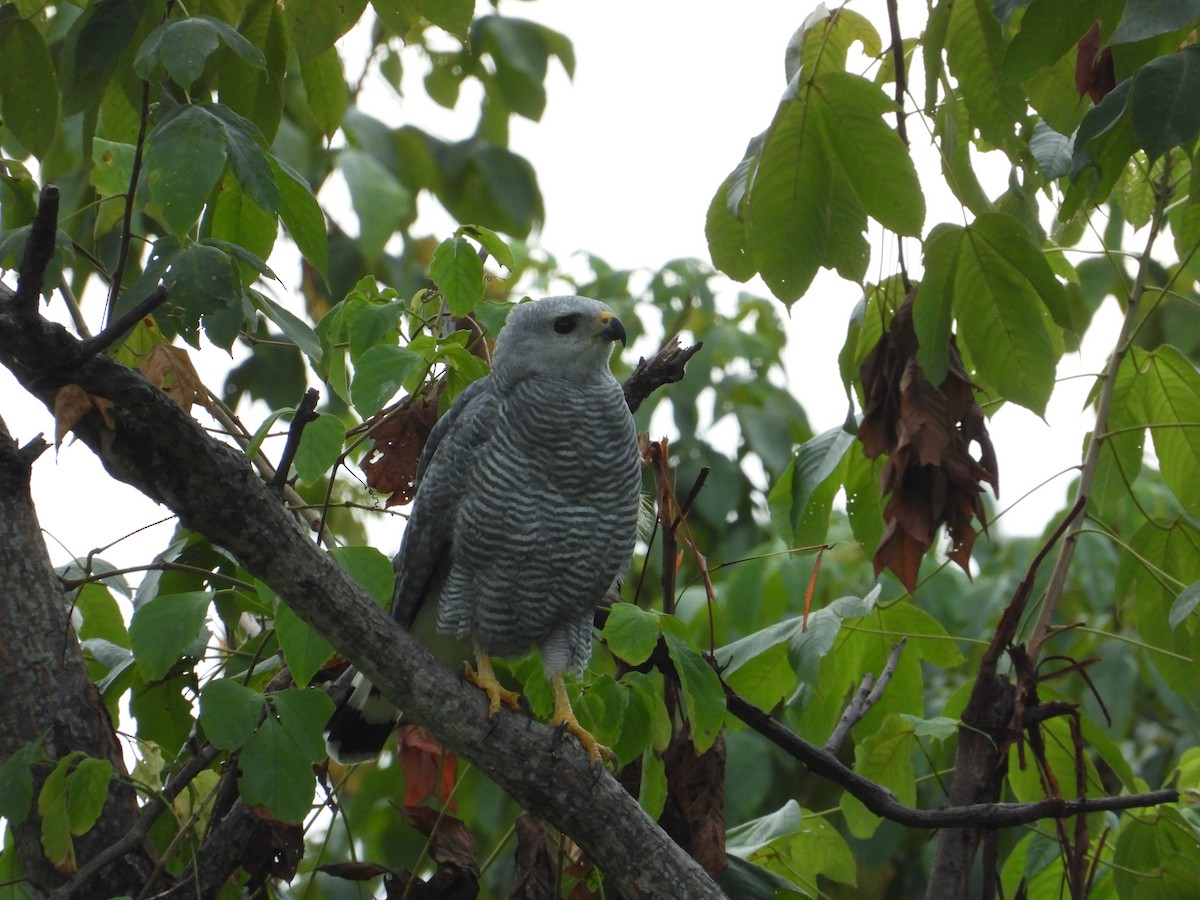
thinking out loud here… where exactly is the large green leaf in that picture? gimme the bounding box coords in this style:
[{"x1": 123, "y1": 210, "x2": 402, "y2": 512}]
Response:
[
  {"x1": 338, "y1": 148, "x2": 413, "y2": 263},
  {"x1": 1129, "y1": 46, "x2": 1200, "y2": 160},
  {"x1": 300, "y1": 45, "x2": 347, "y2": 138},
  {"x1": 931, "y1": 213, "x2": 1064, "y2": 414},
  {"x1": 271, "y1": 157, "x2": 328, "y2": 278},
  {"x1": 59, "y1": 0, "x2": 147, "y2": 114},
  {"x1": 661, "y1": 619, "x2": 726, "y2": 753},
  {"x1": 768, "y1": 427, "x2": 855, "y2": 549},
  {"x1": 218, "y1": 0, "x2": 288, "y2": 141},
  {"x1": 429, "y1": 235, "x2": 485, "y2": 316},
  {"x1": 1110, "y1": 0, "x2": 1200, "y2": 44},
  {"x1": 1065, "y1": 80, "x2": 1137, "y2": 216},
  {"x1": 162, "y1": 241, "x2": 237, "y2": 340},
  {"x1": 944, "y1": 0, "x2": 1026, "y2": 156},
  {"x1": 1002, "y1": 0, "x2": 1098, "y2": 81},
  {"x1": 1112, "y1": 807, "x2": 1200, "y2": 897},
  {"x1": 840, "y1": 715, "x2": 917, "y2": 838},
  {"x1": 143, "y1": 106, "x2": 229, "y2": 238},
  {"x1": 291, "y1": 411, "x2": 345, "y2": 484},
  {"x1": 128, "y1": 591, "x2": 212, "y2": 681},
  {"x1": 284, "y1": 0, "x2": 368, "y2": 61},
  {"x1": 1122, "y1": 517, "x2": 1200, "y2": 699},
  {"x1": 1139, "y1": 345, "x2": 1200, "y2": 517},
  {"x1": 238, "y1": 688, "x2": 332, "y2": 822},
  {"x1": 199, "y1": 679, "x2": 264, "y2": 751},
  {"x1": 1088, "y1": 352, "x2": 1146, "y2": 519},
  {"x1": 349, "y1": 344, "x2": 423, "y2": 417},
  {"x1": 0, "y1": 18, "x2": 60, "y2": 158},
  {"x1": 134, "y1": 15, "x2": 265, "y2": 89}
]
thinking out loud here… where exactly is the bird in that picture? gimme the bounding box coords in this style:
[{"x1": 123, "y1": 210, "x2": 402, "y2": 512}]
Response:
[{"x1": 324, "y1": 295, "x2": 643, "y2": 764}]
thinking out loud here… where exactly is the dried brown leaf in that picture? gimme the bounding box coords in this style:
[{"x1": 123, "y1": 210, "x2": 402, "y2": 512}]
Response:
[
  {"x1": 361, "y1": 399, "x2": 439, "y2": 507},
  {"x1": 856, "y1": 291, "x2": 999, "y2": 590},
  {"x1": 659, "y1": 727, "x2": 726, "y2": 880},
  {"x1": 397, "y1": 724, "x2": 458, "y2": 809},
  {"x1": 53, "y1": 384, "x2": 114, "y2": 449},
  {"x1": 1076, "y1": 23, "x2": 1116, "y2": 103},
  {"x1": 139, "y1": 343, "x2": 205, "y2": 412}
]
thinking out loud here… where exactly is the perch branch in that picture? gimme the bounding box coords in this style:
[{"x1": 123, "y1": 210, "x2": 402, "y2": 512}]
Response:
[
  {"x1": 824, "y1": 639, "x2": 906, "y2": 754},
  {"x1": 623, "y1": 337, "x2": 703, "y2": 413},
  {"x1": 269, "y1": 388, "x2": 320, "y2": 493},
  {"x1": 15, "y1": 184, "x2": 60, "y2": 313}
]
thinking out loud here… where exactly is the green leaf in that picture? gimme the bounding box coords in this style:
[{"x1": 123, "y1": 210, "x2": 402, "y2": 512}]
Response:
[
  {"x1": 1002, "y1": 0, "x2": 1097, "y2": 81},
  {"x1": 1140, "y1": 345, "x2": 1200, "y2": 517},
  {"x1": 944, "y1": 0, "x2": 1026, "y2": 156},
  {"x1": 0, "y1": 19, "x2": 60, "y2": 158},
  {"x1": 706, "y1": 160, "x2": 758, "y2": 283},
  {"x1": 1170, "y1": 580, "x2": 1200, "y2": 630},
  {"x1": 199, "y1": 679, "x2": 264, "y2": 750},
  {"x1": 271, "y1": 157, "x2": 328, "y2": 278},
  {"x1": 38, "y1": 753, "x2": 80, "y2": 872},
  {"x1": 1113, "y1": 807, "x2": 1200, "y2": 898},
  {"x1": 1065, "y1": 80, "x2": 1137, "y2": 216},
  {"x1": 59, "y1": 0, "x2": 145, "y2": 115},
  {"x1": 1110, "y1": 0, "x2": 1200, "y2": 44},
  {"x1": 284, "y1": 0, "x2": 368, "y2": 60},
  {"x1": 788, "y1": 8, "x2": 882, "y2": 83},
  {"x1": 429, "y1": 236, "x2": 486, "y2": 316},
  {"x1": 339, "y1": 147, "x2": 413, "y2": 262},
  {"x1": 945, "y1": 213, "x2": 1064, "y2": 414},
  {"x1": 291, "y1": 411, "x2": 345, "y2": 485},
  {"x1": 768, "y1": 427, "x2": 855, "y2": 549},
  {"x1": 300, "y1": 45, "x2": 347, "y2": 138},
  {"x1": 143, "y1": 106, "x2": 228, "y2": 237},
  {"x1": 1123, "y1": 517, "x2": 1200, "y2": 699},
  {"x1": 727, "y1": 799, "x2": 802, "y2": 857},
  {"x1": 217, "y1": 0, "x2": 288, "y2": 141},
  {"x1": 135, "y1": 16, "x2": 263, "y2": 88},
  {"x1": 329, "y1": 546, "x2": 396, "y2": 606},
  {"x1": 0, "y1": 739, "x2": 42, "y2": 823},
  {"x1": 128, "y1": 591, "x2": 212, "y2": 681},
  {"x1": 661, "y1": 621, "x2": 726, "y2": 752},
  {"x1": 207, "y1": 103, "x2": 281, "y2": 215},
  {"x1": 602, "y1": 603, "x2": 662, "y2": 666},
  {"x1": 163, "y1": 241, "x2": 238, "y2": 340},
  {"x1": 349, "y1": 345, "x2": 423, "y2": 418},
  {"x1": 840, "y1": 715, "x2": 916, "y2": 838},
  {"x1": 419, "y1": 0, "x2": 473, "y2": 40},
  {"x1": 459, "y1": 224, "x2": 515, "y2": 270},
  {"x1": 638, "y1": 749, "x2": 667, "y2": 820},
  {"x1": 65, "y1": 758, "x2": 113, "y2": 836},
  {"x1": 207, "y1": 176, "x2": 278, "y2": 286},
  {"x1": 1129, "y1": 47, "x2": 1200, "y2": 160},
  {"x1": 238, "y1": 716, "x2": 312, "y2": 822},
  {"x1": 372, "y1": 0, "x2": 420, "y2": 36},
  {"x1": 91, "y1": 139, "x2": 136, "y2": 199},
  {"x1": 898, "y1": 714, "x2": 959, "y2": 741},
  {"x1": 248, "y1": 291, "x2": 322, "y2": 361},
  {"x1": 815, "y1": 73, "x2": 924, "y2": 237}
]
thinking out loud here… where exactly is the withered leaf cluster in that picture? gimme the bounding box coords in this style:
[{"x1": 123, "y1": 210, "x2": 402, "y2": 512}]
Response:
[
  {"x1": 857, "y1": 293, "x2": 999, "y2": 592},
  {"x1": 361, "y1": 399, "x2": 439, "y2": 507}
]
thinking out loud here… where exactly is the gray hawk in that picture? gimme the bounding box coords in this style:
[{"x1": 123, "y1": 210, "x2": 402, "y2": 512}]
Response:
[{"x1": 324, "y1": 296, "x2": 642, "y2": 763}]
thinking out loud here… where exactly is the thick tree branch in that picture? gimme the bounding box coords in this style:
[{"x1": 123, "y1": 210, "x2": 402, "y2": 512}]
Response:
[
  {"x1": 15, "y1": 184, "x2": 60, "y2": 314},
  {"x1": 0, "y1": 283, "x2": 723, "y2": 899}
]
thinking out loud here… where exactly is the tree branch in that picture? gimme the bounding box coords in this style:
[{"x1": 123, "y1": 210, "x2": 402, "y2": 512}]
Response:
[
  {"x1": 15, "y1": 184, "x2": 60, "y2": 314},
  {"x1": 824, "y1": 639, "x2": 905, "y2": 754},
  {"x1": 623, "y1": 337, "x2": 703, "y2": 413},
  {"x1": 0, "y1": 284, "x2": 723, "y2": 899},
  {"x1": 723, "y1": 685, "x2": 1176, "y2": 829}
]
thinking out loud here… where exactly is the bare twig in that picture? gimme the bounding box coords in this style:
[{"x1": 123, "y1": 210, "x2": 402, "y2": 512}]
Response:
[
  {"x1": 106, "y1": 78, "x2": 153, "y2": 324},
  {"x1": 75, "y1": 286, "x2": 171, "y2": 360},
  {"x1": 270, "y1": 388, "x2": 320, "y2": 493},
  {"x1": 825, "y1": 639, "x2": 906, "y2": 754},
  {"x1": 724, "y1": 684, "x2": 1176, "y2": 829},
  {"x1": 622, "y1": 338, "x2": 703, "y2": 413}
]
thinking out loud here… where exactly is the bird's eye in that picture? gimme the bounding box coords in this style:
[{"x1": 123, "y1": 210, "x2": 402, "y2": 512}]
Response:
[{"x1": 553, "y1": 315, "x2": 577, "y2": 335}]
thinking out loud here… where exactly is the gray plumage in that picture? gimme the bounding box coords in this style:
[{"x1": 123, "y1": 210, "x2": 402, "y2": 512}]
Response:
[{"x1": 325, "y1": 296, "x2": 642, "y2": 763}]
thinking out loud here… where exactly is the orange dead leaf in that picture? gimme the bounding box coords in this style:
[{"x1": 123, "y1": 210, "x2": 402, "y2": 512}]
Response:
[
  {"x1": 361, "y1": 399, "x2": 439, "y2": 507},
  {"x1": 396, "y1": 724, "x2": 457, "y2": 810},
  {"x1": 139, "y1": 344, "x2": 205, "y2": 413},
  {"x1": 857, "y1": 291, "x2": 999, "y2": 591},
  {"x1": 54, "y1": 385, "x2": 115, "y2": 450},
  {"x1": 1075, "y1": 23, "x2": 1115, "y2": 103}
]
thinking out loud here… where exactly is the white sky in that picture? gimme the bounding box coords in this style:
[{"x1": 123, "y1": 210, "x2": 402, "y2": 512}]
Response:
[{"x1": 1, "y1": 1, "x2": 1124, "y2": 579}]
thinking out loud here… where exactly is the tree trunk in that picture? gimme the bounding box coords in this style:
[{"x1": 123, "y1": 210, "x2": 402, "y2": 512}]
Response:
[{"x1": 0, "y1": 416, "x2": 155, "y2": 897}]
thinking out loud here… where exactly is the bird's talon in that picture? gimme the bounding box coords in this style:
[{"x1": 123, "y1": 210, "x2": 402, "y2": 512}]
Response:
[{"x1": 463, "y1": 658, "x2": 522, "y2": 717}]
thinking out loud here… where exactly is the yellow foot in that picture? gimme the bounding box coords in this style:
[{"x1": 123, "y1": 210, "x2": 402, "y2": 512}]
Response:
[
  {"x1": 463, "y1": 652, "x2": 523, "y2": 717},
  {"x1": 551, "y1": 674, "x2": 614, "y2": 764}
]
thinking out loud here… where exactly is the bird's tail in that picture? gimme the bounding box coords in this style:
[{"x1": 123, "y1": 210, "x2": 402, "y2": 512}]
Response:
[{"x1": 323, "y1": 670, "x2": 400, "y2": 764}]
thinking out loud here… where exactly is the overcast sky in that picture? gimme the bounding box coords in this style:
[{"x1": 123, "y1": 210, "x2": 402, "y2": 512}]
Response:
[{"x1": 3, "y1": 2, "x2": 1121, "y2": 579}]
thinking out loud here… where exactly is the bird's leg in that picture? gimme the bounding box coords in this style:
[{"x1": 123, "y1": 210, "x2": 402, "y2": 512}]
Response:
[
  {"x1": 463, "y1": 649, "x2": 523, "y2": 717},
  {"x1": 550, "y1": 673, "x2": 614, "y2": 764}
]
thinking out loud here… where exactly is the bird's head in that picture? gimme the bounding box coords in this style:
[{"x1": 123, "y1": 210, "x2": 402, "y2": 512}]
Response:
[{"x1": 491, "y1": 295, "x2": 628, "y2": 385}]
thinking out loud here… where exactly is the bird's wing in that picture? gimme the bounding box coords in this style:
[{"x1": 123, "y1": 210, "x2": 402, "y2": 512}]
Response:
[{"x1": 390, "y1": 376, "x2": 496, "y2": 629}]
